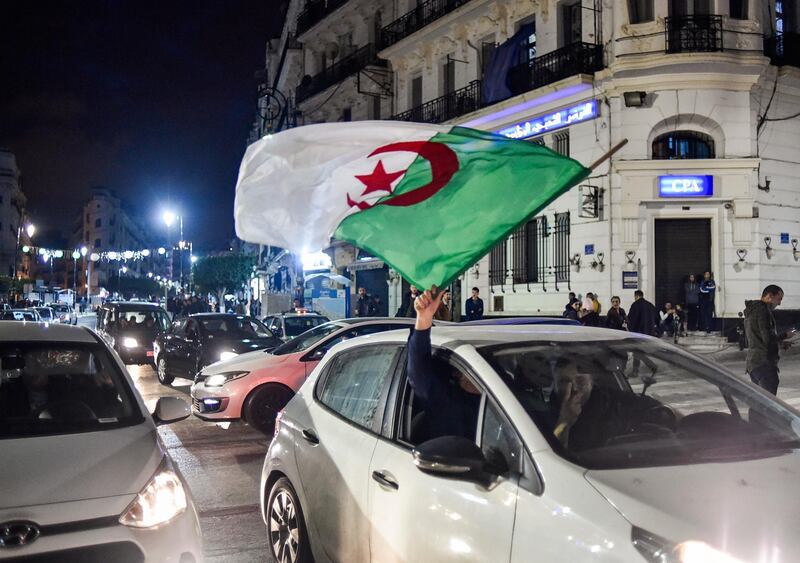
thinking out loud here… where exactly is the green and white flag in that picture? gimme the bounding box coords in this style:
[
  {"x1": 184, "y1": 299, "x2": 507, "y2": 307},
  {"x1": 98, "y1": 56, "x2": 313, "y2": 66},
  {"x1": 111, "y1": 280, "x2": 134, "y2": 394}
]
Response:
[{"x1": 235, "y1": 121, "x2": 590, "y2": 289}]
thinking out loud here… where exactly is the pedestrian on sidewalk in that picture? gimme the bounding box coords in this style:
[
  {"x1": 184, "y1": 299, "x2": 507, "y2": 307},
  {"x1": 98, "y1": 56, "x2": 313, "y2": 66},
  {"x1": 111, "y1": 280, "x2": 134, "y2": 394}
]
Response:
[
  {"x1": 434, "y1": 289, "x2": 452, "y2": 321},
  {"x1": 580, "y1": 293, "x2": 599, "y2": 327},
  {"x1": 699, "y1": 271, "x2": 716, "y2": 333},
  {"x1": 628, "y1": 290, "x2": 657, "y2": 336},
  {"x1": 355, "y1": 287, "x2": 373, "y2": 317},
  {"x1": 605, "y1": 296, "x2": 627, "y2": 331},
  {"x1": 404, "y1": 285, "x2": 421, "y2": 318},
  {"x1": 744, "y1": 285, "x2": 796, "y2": 395},
  {"x1": 684, "y1": 274, "x2": 700, "y2": 331},
  {"x1": 564, "y1": 300, "x2": 581, "y2": 321},
  {"x1": 465, "y1": 287, "x2": 484, "y2": 321}
]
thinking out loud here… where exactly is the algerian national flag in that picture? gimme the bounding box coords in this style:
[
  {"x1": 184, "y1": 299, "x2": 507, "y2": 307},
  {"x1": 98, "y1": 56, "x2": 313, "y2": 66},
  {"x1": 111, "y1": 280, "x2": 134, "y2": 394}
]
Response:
[{"x1": 235, "y1": 121, "x2": 590, "y2": 289}]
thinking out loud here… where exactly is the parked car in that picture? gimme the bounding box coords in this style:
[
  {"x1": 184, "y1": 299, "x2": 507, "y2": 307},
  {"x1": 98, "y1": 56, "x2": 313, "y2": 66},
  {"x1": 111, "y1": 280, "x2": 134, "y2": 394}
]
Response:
[
  {"x1": 154, "y1": 313, "x2": 281, "y2": 385},
  {"x1": 51, "y1": 302, "x2": 78, "y2": 325},
  {"x1": 0, "y1": 322, "x2": 202, "y2": 561},
  {"x1": 461, "y1": 316, "x2": 580, "y2": 326},
  {"x1": 9, "y1": 308, "x2": 41, "y2": 322},
  {"x1": 261, "y1": 324, "x2": 800, "y2": 563},
  {"x1": 33, "y1": 306, "x2": 56, "y2": 323},
  {"x1": 96, "y1": 302, "x2": 171, "y2": 366},
  {"x1": 262, "y1": 311, "x2": 330, "y2": 341},
  {"x1": 191, "y1": 318, "x2": 420, "y2": 434}
]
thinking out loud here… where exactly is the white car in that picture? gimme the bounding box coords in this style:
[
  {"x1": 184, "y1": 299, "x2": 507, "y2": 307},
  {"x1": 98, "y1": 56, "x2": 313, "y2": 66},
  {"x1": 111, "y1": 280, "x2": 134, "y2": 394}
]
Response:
[
  {"x1": 0, "y1": 322, "x2": 202, "y2": 561},
  {"x1": 261, "y1": 325, "x2": 800, "y2": 563}
]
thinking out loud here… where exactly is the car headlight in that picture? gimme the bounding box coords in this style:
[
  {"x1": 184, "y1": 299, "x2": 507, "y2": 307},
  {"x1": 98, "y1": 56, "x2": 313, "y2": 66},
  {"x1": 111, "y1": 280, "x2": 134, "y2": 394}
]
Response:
[
  {"x1": 219, "y1": 351, "x2": 238, "y2": 362},
  {"x1": 204, "y1": 370, "x2": 249, "y2": 387},
  {"x1": 122, "y1": 337, "x2": 139, "y2": 348},
  {"x1": 632, "y1": 527, "x2": 743, "y2": 563},
  {"x1": 119, "y1": 459, "x2": 187, "y2": 528}
]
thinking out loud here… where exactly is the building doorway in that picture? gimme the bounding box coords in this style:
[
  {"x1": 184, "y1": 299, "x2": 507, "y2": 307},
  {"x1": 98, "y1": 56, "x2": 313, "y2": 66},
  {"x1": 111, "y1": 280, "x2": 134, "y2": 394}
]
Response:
[
  {"x1": 654, "y1": 218, "x2": 711, "y2": 310},
  {"x1": 355, "y1": 266, "x2": 389, "y2": 317}
]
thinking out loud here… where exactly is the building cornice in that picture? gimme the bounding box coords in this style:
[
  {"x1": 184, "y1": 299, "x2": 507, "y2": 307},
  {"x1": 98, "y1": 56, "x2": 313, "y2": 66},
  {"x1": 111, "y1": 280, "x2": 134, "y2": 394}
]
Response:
[{"x1": 613, "y1": 158, "x2": 760, "y2": 174}]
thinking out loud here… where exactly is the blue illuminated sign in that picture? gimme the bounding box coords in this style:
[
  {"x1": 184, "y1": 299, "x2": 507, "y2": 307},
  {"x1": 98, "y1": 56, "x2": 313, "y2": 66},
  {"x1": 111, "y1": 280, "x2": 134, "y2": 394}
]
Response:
[
  {"x1": 658, "y1": 175, "x2": 713, "y2": 198},
  {"x1": 496, "y1": 100, "x2": 598, "y2": 140}
]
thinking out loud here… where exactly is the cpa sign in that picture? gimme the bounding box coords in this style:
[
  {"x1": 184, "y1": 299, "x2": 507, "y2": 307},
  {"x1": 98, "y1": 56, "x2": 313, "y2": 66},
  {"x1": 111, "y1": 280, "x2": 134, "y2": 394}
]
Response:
[{"x1": 658, "y1": 175, "x2": 713, "y2": 198}]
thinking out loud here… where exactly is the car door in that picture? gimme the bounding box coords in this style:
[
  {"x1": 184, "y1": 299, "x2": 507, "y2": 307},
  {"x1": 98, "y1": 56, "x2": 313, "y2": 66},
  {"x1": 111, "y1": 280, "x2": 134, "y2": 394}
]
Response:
[
  {"x1": 368, "y1": 356, "x2": 520, "y2": 563},
  {"x1": 182, "y1": 319, "x2": 203, "y2": 375},
  {"x1": 293, "y1": 343, "x2": 402, "y2": 563},
  {"x1": 163, "y1": 319, "x2": 188, "y2": 374}
]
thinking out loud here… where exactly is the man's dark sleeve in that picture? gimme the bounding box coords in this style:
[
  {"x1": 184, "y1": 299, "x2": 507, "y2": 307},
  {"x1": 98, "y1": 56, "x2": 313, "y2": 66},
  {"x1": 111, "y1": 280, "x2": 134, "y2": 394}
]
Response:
[{"x1": 407, "y1": 328, "x2": 437, "y2": 402}]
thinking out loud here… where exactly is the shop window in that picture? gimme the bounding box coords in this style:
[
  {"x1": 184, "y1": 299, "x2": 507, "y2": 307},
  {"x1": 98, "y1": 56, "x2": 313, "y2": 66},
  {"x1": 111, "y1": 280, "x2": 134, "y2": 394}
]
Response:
[
  {"x1": 628, "y1": 0, "x2": 654, "y2": 23},
  {"x1": 652, "y1": 131, "x2": 715, "y2": 159}
]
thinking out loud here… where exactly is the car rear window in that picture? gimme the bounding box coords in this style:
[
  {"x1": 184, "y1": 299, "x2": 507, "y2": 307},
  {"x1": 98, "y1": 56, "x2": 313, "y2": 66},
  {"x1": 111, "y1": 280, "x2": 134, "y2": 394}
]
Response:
[
  {"x1": 283, "y1": 315, "x2": 330, "y2": 337},
  {"x1": 0, "y1": 342, "x2": 143, "y2": 438}
]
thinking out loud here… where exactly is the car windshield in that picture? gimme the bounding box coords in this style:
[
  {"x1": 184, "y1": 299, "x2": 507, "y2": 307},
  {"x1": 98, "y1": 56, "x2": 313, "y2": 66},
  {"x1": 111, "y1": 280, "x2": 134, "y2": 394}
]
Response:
[
  {"x1": 0, "y1": 342, "x2": 143, "y2": 438},
  {"x1": 115, "y1": 310, "x2": 171, "y2": 331},
  {"x1": 283, "y1": 315, "x2": 330, "y2": 337},
  {"x1": 481, "y1": 339, "x2": 800, "y2": 470},
  {"x1": 35, "y1": 309, "x2": 52, "y2": 319},
  {"x1": 198, "y1": 317, "x2": 272, "y2": 339},
  {"x1": 271, "y1": 321, "x2": 346, "y2": 355}
]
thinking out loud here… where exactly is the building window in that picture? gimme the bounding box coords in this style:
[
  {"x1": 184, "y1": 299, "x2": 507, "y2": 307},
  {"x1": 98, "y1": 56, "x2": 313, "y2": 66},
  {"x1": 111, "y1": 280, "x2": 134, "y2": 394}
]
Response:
[
  {"x1": 371, "y1": 96, "x2": 381, "y2": 119},
  {"x1": 553, "y1": 212, "x2": 570, "y2": 284},
  {"x1": 110, "y1": 214, "x2": 116, "y2": 226},
  {"x1": 553, "y1": 131, "x2": 570, "y2": 156},
  {"x1": 561, "y1": 1, "x2": 582, "y2": 46},
  {"x1": 95, "y1": 218, "x2": 102, "y2": 228},
  {"x1": 530, "y1": 136, "x2": 545, "y2": 146},
  {"x1": 342, "y1": 107, "x2": 352, "y2": 121},
  {"x1": 628, "y1": 0, "x2": 654, "y2": 23},
  {"x1": 442, "y1": 56, "x2": 455, "y2": 95},
  {"x1": 652, "y1": 130, "x2": 715, "y2": 159},
  {"x1": 669, "y1": 0, "x2": 711, "y2": 17},
  {"x1": 410, "y1": 75, "x2": 422, "y2": 108},
  {"x1": 729, "y1": 0, "x2": 747, "y2": 19},
  {"x1": 95, "y1": 238, "x2": 101, "y2": 248},
  {"x1": 511, "y1": 215, "x2": 548, "y2": 284},
  {"x1": 481, "y1": 39, "x2": 497, "y2": 80},
  {"x1": 489, "y1": 238, "x2": 507, "y2": 286}
]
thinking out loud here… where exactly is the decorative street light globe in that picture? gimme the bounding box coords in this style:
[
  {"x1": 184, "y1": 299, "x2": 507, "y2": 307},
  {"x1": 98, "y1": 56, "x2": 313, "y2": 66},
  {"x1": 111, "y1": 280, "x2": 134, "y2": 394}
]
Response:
[
  {"x1": 124, "y1": 250, "x2": 134, "y2": 259},
  {"x1": 72, "y1": 250, "x2": 81, "y2": 260},
  {"x1": 25, "y1": 224, "x2": 36, "y2": 238},
  {"x1": 22, "y1": 246, "x2": 30, "y2": 253},
  {"x1": 90, "y1": 253, "x2": 100, "y2": 262},
  {"x1": 80, "y1": 246, "x2": 88, "y2": 257},
  {"x1": 158, "y1": 247, "x2": 166, "y2": 255},
  {"x1": 54, "y1": 250, "x2": 64, "y2": 258},
  {"x1": 121, "y1": 266, "x2": 128, "y2": 274},
  {"x1": 142, "y1": 249, "x2": 151, "y2": 257},
  {"x1": 107, "y1": 251, "x2": 118, "y2": 260},
  {"x1": 163, "y1": 211, "x2": 176, "y2": 227}
]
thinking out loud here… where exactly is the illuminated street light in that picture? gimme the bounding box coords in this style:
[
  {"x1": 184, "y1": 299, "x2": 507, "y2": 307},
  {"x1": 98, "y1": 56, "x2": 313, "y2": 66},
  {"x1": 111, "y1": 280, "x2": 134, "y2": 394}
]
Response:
[
  {"x1": 25, "y1": 224, "x2": 35, "y2": 238},
  {"x1": 191, "y1": 255, "x2": 198, "y2": 264},
  {"x1": 142, "y1": 249, "x2": 151, "y2": 257},
  {"x1": 72, "y1": 250, "x2": 81, "y2": 260},
  {"x1": 163, "y1": 211, "x2": 176, "y2": 227},
  {"x1": 158, "y1": 247, "x2": 166, "y2": 255},
  {"x1": 80, "y1": 246, "x2": 88, "y2": 257}
]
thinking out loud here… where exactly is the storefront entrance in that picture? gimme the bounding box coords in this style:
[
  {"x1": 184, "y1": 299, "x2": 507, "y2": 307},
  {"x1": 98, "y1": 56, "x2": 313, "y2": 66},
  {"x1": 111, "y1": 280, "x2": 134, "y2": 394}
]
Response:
[{"x1": 654, "y1": 218, "x2": 711, "y2": 310}]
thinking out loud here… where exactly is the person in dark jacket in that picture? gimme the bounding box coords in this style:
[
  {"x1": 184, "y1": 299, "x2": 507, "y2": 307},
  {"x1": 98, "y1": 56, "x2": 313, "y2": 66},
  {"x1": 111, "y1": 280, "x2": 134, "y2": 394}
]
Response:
[
  {"x1": 684, "y1": 274, "x2": 700, "y2": 331},
  {"x1": 744, "y1": 285, "x2": 795, "y2": 395},
  {"x1": 407, "y1": 288, "x2": 480, "y2": 442},
  {"x1": 699, "y1": 271, "x2": 716, "y2": 333},
  {"x1": 604, "y1": 296, "x2": 627, "y2": 331},
  {"x1": 465, "y1": 287, "x2": 484, "y2": 321},
  {"x1": 627, "y1": 290, "x2": 657, "y2": 336},
  {"x1": 563, "y1": 300, "x2": 581, "y2": 321},
  {"x1": 403, "y1": 285, "x2": 420, "y2": 318},
  {"x1": 355, "y1": 287, "x2": 374, "y2": 317},
  {"x1": 434, "y1": 289, "x2": 452, "y2": 321}
]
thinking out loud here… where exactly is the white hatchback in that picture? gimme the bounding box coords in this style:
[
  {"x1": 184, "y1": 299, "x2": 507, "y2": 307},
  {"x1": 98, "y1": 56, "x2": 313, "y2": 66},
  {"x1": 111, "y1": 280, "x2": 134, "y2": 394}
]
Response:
[
  {"x1": 0, "y1": 322, "x2": 202, "y2": 561},
  {"x1": 261, "y1": 325, "x2": 800, "y2": 563}
]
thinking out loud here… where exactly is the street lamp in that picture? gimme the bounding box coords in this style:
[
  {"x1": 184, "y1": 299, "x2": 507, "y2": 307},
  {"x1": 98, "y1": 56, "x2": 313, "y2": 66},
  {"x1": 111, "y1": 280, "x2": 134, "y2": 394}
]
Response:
[
  {"x1": 163, "y1": 210, "x2": 185, "y2": 289},
  {"x1": 14, "y1": 222, "x2": 35, "y2": 280}
]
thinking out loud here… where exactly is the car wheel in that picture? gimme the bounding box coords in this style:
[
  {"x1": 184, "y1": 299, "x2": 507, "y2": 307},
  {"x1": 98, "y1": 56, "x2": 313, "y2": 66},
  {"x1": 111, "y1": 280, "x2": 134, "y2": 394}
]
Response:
[
  {"x1": 156, "y1": 357, "x2": 175, "y2": 386},
  {"x1": 267, "y1": 477, "x2": 312, "y2": 563},
  {"x1": 243, "y1": 384, "x2": 294, "y2": 436}
]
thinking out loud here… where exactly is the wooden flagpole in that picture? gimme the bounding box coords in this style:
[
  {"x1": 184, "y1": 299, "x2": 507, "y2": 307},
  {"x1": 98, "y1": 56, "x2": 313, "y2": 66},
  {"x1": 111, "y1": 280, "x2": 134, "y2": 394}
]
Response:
[{"x1": 588, "y1": 139, "x2": 628, "y2": 172}]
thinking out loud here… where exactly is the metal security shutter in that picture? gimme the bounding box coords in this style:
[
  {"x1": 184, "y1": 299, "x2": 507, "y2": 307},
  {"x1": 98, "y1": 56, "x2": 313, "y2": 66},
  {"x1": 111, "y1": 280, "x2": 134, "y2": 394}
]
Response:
[{"x1": 654, "y1": 218, "x2": 711, "y2": 309}]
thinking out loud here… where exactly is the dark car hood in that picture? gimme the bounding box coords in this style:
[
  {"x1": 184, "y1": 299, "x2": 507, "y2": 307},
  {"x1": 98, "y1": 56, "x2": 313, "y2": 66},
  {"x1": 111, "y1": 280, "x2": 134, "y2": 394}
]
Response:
[
  {"x1": 205, "y1": 336, "x2": 280, "y2": 354},
  {"x1": 116, "y1": 326, "x2": 163, "y2": 342}
]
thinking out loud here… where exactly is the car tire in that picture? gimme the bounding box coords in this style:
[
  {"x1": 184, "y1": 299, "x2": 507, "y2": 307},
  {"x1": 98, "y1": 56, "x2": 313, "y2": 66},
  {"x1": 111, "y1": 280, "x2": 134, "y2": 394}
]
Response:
[
  {"x1": 242, "y1": 384, "x2": 295, "y2": 436},
  {"x1": 156, "y1": 357, "x2": 175, "y2": 386},
  {"x1": 267, "y1": 477, "x2": 313, "y2": 563}
]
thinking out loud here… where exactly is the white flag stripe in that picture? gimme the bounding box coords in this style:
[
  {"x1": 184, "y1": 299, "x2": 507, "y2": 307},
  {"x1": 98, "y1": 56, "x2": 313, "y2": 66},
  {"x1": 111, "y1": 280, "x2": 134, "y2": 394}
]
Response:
[{"x1": 234, "y1": 121, "x2": 451, "y2": 252}]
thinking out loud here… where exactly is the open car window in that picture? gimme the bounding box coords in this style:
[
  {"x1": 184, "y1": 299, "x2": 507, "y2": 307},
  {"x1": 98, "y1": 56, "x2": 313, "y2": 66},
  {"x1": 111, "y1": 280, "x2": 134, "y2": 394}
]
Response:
[{"x1": 0, "y1": 342, "x2": 143, "y2": 438}]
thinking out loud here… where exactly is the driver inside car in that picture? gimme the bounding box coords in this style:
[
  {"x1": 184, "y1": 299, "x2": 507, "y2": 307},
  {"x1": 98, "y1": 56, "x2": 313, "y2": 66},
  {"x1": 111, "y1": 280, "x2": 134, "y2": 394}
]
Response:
[{"x1": 552, "y1": 360, "x2": 674, "y2": 452}]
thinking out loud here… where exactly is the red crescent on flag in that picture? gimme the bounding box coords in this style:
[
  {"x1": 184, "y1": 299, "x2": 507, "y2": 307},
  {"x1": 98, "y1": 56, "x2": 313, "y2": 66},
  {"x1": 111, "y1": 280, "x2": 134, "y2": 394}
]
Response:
[{"x1": 368, "y1": 141, "x2": 459, "y2": 207}]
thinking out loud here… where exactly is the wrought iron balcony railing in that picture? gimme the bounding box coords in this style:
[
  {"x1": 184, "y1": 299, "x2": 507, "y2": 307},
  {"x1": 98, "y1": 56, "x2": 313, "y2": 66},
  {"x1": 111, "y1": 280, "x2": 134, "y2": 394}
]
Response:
[
  {"x1": 296, "y1": 0, "x2": 349, "y2": 37},
  {"x1": 296, "y1": 43, "x2": 385, "y2": 103},
  {"x1": 665, "y1": 15, "x2": 723, "y2": 53},
  {"x1": 765, "y1": 33, "x2": 800, "y2": 68},
  {"x1": 380, "y1": 0, "x2": 473, "y2": 50},
  {"x1": 507, "y1": 42, "x2": 603, "y2": 96},
  {"x1": 391, "y1": 80, "x2": 482, "y2": 124}
]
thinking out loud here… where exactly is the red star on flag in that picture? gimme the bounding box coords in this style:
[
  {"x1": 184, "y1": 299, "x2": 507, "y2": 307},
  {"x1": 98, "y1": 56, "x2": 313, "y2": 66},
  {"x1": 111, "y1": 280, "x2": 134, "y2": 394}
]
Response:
[{"x1": 355, "y1": 160, "x2": 405, "y2": 196}]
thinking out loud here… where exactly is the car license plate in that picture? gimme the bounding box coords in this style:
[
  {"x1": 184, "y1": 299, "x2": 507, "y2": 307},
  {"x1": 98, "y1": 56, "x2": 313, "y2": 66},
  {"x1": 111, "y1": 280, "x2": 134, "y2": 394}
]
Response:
[{"x1": 146, "y1": 351, "x2": 154, "y2": 357}]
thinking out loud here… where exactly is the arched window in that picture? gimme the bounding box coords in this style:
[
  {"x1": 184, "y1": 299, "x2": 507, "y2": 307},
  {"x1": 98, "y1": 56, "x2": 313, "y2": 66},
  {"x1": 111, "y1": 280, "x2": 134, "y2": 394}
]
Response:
[{"x1": 652, "y1": 130, "x2": 715, "y2": 159}]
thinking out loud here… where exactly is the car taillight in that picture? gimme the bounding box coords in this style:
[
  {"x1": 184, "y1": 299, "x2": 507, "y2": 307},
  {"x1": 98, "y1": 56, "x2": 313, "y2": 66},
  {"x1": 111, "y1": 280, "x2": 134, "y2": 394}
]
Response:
[{"x1": 274, "y1": 409, "x2": 284, "y2": 439}]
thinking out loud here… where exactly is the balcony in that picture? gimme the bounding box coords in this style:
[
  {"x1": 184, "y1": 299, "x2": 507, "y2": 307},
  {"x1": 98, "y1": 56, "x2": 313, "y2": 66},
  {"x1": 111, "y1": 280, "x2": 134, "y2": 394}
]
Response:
[
  {"x1": 765, "y1": 33, "x2": 800, "y2": 68},
  {"x1": 507, "y1": 42, "x2": 603, "y2": 96},
  {"x1": 380, "y1": 0, "x2": 473, "y2": 51},
  {"x1": 296, "y1": 0, "x2": 349, "y2": 37},
  {"x1": 665, "y1": 15, "x2": 723, "y2": 53},
  {"x1": 391, "y1": 80, "x2": 482, "y2": 124},
  {"x1": 296, "y1": 43, "x2": 386, "y2": 103}
]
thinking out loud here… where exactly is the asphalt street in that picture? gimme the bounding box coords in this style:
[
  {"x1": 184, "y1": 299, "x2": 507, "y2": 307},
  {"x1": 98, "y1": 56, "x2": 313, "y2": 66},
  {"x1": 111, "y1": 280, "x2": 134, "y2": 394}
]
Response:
[{"x1": 76, "y1": 315, "x2": 800, "y2": 563}]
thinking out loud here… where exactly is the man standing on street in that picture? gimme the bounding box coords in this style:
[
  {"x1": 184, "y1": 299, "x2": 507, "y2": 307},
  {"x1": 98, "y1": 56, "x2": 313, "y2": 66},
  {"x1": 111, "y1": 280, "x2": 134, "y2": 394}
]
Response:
[
  {"x1": 699, "y1": 271, "x2": 716, "y2": 333},
  {"x1": 627, "y1": 290, "x2": 657, "y2": 336},
  {"x1": 744, "y1": 285, "x2": 795, "y2": 395},
  {"x1": 465, "y1": 287, "x2": 484, "y2": 321},
  {"x1": 684, "y1": 274, "x2": 700, "y2": 331},
  {"x1": 435, "y1": 288, "x2": 452, "y2": 321},
  {"x1": 355, "y1": 287, "x2": 373, "y2": 317}
]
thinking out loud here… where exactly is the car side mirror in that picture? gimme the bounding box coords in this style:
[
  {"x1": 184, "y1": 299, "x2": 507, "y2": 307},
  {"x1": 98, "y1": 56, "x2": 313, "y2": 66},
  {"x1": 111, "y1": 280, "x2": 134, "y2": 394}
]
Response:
[
  {"x1": 152, "y1": 396, "x2": 190, "y2": 426},
  {"x1": 303, "y1": 348, "x2": 326, "y2": 362},
  {"x1": 412, "y1": 436, "x2": 502, "y2": 487}
]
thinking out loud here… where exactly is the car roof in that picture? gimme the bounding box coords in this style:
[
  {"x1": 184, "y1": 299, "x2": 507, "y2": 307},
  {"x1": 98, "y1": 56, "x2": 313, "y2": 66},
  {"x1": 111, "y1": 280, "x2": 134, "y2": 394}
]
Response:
[
  {"x1": 190, "y1": 313, "x2": 256, "y2": 320},
  {"x1": 0, "y1": 322, "x2": 98, "y2": 343},
  {"x1": 271, "y1": 312, "x2": 327, "y2": 318},
  {"x1": 461, "y1": 316, "x2": 580, "y2": 326},
  {"x1": 335, "y1": 317, "x2": 417, "y2": 326},
  {"x1": 106, "y1": 301, "x2": 164, "y2": 311}
]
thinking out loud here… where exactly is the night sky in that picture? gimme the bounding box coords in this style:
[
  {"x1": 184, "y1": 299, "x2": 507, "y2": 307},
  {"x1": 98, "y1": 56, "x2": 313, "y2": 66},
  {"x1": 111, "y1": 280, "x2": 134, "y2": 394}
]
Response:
[{"x1": 1, "y1": 1, "x2": 286, "y2": 250}]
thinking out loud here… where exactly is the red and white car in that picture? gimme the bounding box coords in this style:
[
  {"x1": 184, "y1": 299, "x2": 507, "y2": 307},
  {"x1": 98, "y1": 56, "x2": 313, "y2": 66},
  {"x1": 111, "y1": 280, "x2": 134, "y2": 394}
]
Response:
[{"x1": 190, "y1": 318, "x2": 417, "y2": 434}]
